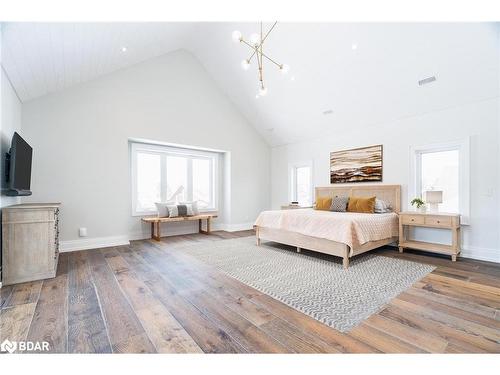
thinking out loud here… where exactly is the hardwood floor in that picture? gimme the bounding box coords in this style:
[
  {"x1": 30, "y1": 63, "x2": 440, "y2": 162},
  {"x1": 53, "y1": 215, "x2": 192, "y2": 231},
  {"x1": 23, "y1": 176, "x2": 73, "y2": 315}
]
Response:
[{"x1": 1, "y1": 230, "x2": 499, "y2": 353}]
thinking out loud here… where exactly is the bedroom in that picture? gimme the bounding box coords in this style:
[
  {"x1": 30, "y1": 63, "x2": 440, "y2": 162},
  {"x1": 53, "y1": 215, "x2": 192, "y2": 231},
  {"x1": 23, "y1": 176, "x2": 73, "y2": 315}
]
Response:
[{"x1": 0, "y1": 0, "x2": 499, "y2": 372}]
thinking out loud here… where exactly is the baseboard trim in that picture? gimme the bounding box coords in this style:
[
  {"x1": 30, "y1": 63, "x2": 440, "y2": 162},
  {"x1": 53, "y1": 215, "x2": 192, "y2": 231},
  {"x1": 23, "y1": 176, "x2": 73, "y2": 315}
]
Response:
[
  {"x1": 60, "y1": 235, "x2": 130, "y2": 253},
  {"x1": 59, "y1": 222, "x2": 255, "y2": 252},
  {"x1": 460, "y1": 246, "x2": 499, "y2": 263},
  {"x1": 222, "y1": 222, "x2": 255, "y2": 232}
]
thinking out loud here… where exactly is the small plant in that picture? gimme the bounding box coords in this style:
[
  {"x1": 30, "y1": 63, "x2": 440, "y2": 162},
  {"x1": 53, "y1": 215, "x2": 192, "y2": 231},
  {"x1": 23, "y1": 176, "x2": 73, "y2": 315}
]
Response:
[{"x1": 410, "y1": 197, "x2": 425, "y2": 209}]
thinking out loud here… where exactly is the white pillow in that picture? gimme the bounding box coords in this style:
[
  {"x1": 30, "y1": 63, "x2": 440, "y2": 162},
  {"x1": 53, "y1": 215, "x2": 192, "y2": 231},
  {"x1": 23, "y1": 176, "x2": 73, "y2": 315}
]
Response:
[
  {"x1": 374, "y1": 199, "x2": 392, "y2": 213},
  {"x1": 180, "y1": 201, "x2": 200, "y2": 215},
  {"x1": 155, "y1": 202, "x2": 174, "y2": 217},
  {"x1": 166, "y1": 205, "x2": 179, "y2": 218}
]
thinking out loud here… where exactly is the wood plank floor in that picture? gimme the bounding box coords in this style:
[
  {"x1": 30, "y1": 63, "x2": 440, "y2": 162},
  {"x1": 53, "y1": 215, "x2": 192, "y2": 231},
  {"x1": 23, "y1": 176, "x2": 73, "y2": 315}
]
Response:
[{"x1": 1, "y1": 230, "x2": 499, "y2": 353}]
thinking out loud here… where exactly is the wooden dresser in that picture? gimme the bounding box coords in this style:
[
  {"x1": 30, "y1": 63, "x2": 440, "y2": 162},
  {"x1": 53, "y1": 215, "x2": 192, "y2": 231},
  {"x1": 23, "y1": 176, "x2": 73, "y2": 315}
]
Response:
[
  {"x1": 1, "y1": 203, "x2": 60, "y2": 286},
  {"x1": 398, "y1": 211, "x2": 460, "y2": 261}
]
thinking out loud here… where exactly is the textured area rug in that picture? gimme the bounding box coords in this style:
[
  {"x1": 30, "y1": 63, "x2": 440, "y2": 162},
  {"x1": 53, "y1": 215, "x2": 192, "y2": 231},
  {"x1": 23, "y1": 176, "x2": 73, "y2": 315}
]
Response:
[{"x1": 180, "y1": 237, "x2": 435, "y2": 332}]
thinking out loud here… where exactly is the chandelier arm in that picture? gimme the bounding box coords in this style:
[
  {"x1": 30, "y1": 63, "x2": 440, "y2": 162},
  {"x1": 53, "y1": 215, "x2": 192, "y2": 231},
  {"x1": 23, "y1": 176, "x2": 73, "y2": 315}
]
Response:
[
  {"x1": 259, "y1": 22, "x2": 264, "y2": 87},
  {"x1": 240, "y1": 21, "x2": 278, "y2": 63},
  {"x1": 260, "y1": 51, "x2": 282, "y2": 69},
  {"x1": 240, "y1": 40, "x2": 258, "y2": 63},
  {"x1": 261, "y1": 21, "x2": 278, "y2": 45}
]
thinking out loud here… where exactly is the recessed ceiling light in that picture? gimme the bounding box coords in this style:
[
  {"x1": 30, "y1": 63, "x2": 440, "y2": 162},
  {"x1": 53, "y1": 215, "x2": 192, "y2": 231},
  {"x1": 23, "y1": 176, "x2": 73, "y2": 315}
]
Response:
[
  {"x1": 351, "y1": 43, "x2": 358, "y2": 50},
  {"x1": 121, "y1": 47, "x2": 128, "y2": 52},
  {"x1": 322, "y1": 109, "x2": 333, "y2": 115}
]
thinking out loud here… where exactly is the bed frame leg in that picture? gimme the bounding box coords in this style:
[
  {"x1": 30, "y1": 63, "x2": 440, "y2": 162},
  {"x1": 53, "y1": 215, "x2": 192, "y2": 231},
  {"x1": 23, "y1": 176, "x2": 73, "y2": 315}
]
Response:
[
  {"x1": 297, "y1": 247, "x2": 301, "y2": 253},
  {"x1": 343, "y1": 256, "x2": 349, "y2": 269},
  {"x1": 255, "y1": 227, "x2": 261, "y2": 246}
]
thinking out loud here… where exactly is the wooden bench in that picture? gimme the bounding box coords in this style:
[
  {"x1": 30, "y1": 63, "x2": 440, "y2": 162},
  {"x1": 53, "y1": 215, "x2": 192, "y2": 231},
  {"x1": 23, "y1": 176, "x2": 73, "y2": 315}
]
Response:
[{"x1": 142, "y1": 214, "x2": 217, "y2": 241}]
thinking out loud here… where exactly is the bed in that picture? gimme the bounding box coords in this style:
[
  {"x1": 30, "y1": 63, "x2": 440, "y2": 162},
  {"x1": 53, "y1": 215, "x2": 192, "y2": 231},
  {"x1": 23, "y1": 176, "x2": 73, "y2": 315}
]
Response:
[{"x1": 254, "y1": 184, "x2": 401, "y2": 268}]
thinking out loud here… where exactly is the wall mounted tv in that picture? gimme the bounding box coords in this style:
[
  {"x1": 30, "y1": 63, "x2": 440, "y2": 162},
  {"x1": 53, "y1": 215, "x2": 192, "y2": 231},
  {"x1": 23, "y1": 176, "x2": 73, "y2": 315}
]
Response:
[{"x1": 5, "y1": 132, "x2": 33, "y2": 196}]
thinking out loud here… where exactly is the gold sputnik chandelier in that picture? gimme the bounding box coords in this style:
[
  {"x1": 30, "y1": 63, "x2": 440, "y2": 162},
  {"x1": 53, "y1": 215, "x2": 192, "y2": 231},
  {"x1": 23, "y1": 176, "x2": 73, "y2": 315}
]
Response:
[{"x1": 232, "y1": 22, "x2": 289, "y2": 97}]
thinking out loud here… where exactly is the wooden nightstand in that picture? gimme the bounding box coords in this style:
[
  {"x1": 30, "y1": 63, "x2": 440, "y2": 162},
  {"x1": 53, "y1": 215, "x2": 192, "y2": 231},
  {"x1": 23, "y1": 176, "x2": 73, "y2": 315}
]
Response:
[{"x1": 398, "y1": 211, "x2": 461, "y2": 261}]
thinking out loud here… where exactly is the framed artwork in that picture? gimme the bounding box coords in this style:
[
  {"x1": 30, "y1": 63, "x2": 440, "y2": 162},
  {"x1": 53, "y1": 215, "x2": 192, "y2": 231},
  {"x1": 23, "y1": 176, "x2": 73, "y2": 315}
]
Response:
[{"x1": 330, "y1": 145, "x2": 383, "y2": 183}]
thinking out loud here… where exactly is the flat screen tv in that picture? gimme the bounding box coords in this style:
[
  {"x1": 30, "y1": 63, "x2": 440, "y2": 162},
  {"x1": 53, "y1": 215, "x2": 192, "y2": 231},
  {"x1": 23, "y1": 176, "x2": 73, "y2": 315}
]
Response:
[{"x1": 6, "y1": 132, "x2": 33, "y2": 196}]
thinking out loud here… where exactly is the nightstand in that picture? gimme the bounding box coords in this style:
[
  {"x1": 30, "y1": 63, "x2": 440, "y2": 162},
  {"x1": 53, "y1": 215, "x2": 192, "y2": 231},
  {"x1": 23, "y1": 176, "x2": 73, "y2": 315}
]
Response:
[{"x1": 398, "y1": 211, "x2": 461, "y2": 261}]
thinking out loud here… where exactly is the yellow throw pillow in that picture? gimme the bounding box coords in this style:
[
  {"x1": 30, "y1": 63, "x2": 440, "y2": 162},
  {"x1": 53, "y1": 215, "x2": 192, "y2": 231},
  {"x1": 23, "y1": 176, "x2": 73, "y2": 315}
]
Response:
[
  {"x1": 347, "y1": 196, "x2": 376, "y2": 213},
  {"x1": 315, "y1": 197, "x2": 332, "y2": 211}
]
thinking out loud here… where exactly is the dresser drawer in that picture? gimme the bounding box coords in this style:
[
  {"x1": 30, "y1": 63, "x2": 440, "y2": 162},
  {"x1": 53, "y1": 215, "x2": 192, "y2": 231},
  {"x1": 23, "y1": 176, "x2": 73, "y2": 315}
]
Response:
[
  {"x1": 401, "y1": 215, "x2": 424, "y2": 225},
  {"x1": 424, "y1": 215, "x2": 452, "y2": 227}
]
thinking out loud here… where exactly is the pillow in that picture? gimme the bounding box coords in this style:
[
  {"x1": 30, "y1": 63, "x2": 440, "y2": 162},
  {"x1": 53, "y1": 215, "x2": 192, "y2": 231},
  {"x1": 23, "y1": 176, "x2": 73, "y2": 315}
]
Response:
[
  {"x1": 167, "y1": 204, "x2": 194, "y2": 218},
  {"x1": 315, "y1": 197, "x2": 332, "y2": 211},
  {"x1": 166, "y1": 205, "x2": 179, "y2": 218},
  {"x1": 347, "y1": 196, "x2": 376, "y2": 213},
  {"x1": 155, "y1": 201, "x2": 174, "y2": 217},
  {"x1": 179, "y1": 201, "x2": 200, "y2": 215},
  {"x1": 330, "y1": 196, "x2": 349, "y2": 212},
  {"x1": 374, "y1": 198, "x2": 392, "y2": 213}
]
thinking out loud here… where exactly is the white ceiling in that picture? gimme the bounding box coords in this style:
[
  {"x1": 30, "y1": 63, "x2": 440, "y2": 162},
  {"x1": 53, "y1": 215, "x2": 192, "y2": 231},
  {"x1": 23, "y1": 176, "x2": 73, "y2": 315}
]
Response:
[
  {"x1": 2, "y1": 22, "x2": 499, "y2": 146},
  {"x1": 1, "y1": 22, "x2": 196, "y2": 101}
]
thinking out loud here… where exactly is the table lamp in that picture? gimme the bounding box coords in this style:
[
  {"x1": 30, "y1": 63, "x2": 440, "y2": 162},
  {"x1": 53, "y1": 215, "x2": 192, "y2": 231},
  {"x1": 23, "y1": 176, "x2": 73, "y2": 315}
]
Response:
[{"x1": 425, "y1": 190, "x2": 443, "y2": 212}]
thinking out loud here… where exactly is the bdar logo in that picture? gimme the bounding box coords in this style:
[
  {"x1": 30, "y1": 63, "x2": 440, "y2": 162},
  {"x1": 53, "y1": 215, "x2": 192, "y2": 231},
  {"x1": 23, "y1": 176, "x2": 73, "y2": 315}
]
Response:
[{"x1": 1, "y1": 339, "x2": 17, "y2": 353}]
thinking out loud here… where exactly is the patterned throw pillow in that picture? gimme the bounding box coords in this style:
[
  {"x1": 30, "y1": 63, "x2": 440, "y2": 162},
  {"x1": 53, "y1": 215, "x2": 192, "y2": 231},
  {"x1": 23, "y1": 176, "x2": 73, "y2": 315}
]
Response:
[
  {"x1": 155, "y1": 201, "x2": 175, "y2": 217},
  {"x1": 167, "y1": 204, "x2": 194, "y2": 218},
  {"x1": 330, "y1": 196, "x2": 349, "y2": 212},
  {"x1": 179, "y1": 201, "x2": 200, "y2": 215}
]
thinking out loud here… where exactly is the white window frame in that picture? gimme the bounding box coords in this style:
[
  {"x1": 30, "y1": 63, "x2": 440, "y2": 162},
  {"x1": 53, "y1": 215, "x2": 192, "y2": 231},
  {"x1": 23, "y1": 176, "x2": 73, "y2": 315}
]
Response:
[
  {"x1": 409, "y1": 138, "x2": 470, "y2": 225},
  {"x1": 288, "y1": 161, "x2": 314, "y2": 206},
  {"x1": 130, "y1": 142, "x2": 219, "y2": 216}
]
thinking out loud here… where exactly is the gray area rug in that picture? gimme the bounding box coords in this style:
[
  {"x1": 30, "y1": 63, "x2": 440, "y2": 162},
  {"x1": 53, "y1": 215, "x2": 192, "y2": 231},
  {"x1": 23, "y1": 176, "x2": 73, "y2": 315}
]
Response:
[{"x1": 179, "y1": 236, "x2": 435, "y2": 332}]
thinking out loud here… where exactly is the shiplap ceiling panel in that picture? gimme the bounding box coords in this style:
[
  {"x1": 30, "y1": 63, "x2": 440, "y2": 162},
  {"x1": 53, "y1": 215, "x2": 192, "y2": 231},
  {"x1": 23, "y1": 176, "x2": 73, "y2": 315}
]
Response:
[
  {"x1": 2, "y1": 22, "x2": 499, "y2": 145},
  {"x1": 1, "y1": 22, "x2": 196, "y2": 101}
]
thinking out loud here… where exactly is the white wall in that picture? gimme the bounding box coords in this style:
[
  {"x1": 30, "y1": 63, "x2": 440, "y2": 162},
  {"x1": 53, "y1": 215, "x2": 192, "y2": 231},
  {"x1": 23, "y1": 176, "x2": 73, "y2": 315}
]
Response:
[
  {"x1": 1, "y1": 56, "x2": 23, "y2": 207},
  {"x1": 1, "y1": 25, "x2": 23, "y2": 282},
  {"x1": 21, "y1": 50, "x2": 271, "y2": 249},
  {"x1": 271, "y1": 98, "x2": 500, "y2": 262}
]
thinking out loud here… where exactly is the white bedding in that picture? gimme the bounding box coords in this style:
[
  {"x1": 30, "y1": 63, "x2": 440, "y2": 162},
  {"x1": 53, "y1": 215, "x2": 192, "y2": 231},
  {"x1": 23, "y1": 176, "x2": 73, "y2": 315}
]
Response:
[{"x1": 254, "y1": 208, "x2": 398, "y2": 249}]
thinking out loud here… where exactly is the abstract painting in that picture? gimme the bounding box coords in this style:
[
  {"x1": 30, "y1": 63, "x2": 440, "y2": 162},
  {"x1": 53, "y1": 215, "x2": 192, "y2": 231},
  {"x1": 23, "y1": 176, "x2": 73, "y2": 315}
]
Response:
[{"x1": 330, "y1": 145, "x2": 383, "y2": 183}]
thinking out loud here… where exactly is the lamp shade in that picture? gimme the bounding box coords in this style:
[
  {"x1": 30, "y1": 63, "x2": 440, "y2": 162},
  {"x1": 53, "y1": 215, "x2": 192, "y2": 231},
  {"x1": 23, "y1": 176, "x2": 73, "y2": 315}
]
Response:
[{"x1": 425, "y1": 190, "x2": 443, "y2": 204}]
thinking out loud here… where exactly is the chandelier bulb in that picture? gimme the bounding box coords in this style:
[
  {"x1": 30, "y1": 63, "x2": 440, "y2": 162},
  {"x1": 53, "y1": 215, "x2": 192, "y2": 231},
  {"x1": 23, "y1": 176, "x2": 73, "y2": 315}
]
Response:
[
  {"x1": 232, "y1": 30, "x2": 242, "y2": 43},
  {"x1": 280, "y1": 64, "x2": 290, "y2": 74},
  {"x1": 259, "y1": 86, "x2": 268, "y2": 96},
  {"x1": 241, "y1": 59, "x2": 250, "y2": 71},
  {"x1": 249, "y1": 33, "x2": 260, "y2": 47}
]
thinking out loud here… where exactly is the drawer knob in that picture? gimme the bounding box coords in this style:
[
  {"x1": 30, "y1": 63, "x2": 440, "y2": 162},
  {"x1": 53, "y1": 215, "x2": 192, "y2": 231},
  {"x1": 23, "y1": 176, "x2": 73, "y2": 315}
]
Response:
[
  {"x1": 437, "y1": 220, "x2": 440, "y2": 223},
  {"x1": 411, "y1": 219, "x2": 414, "y2": 221}
]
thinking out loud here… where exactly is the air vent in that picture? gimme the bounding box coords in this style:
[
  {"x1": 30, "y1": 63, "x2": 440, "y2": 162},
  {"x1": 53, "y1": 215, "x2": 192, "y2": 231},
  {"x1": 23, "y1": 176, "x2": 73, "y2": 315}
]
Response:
[
  {"x1": 322, "y1": 109, "x2": 334, "y2": 115},
  {"x1": 418, "y1": 76, "x2": 437, "y2": 86}
]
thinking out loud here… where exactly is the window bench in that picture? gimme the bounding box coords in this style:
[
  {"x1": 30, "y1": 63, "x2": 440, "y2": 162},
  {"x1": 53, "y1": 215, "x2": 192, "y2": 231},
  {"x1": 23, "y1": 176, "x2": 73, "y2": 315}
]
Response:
[{"x1": 142, "y1": 214, "x2": 218, "y2": 241}]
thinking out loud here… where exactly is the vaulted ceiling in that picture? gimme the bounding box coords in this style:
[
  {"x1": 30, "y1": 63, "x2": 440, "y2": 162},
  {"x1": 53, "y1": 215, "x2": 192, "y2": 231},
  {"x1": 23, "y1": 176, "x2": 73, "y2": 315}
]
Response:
[{"x1": 2, "y1": 22, "x2": 499, "y2": 146}]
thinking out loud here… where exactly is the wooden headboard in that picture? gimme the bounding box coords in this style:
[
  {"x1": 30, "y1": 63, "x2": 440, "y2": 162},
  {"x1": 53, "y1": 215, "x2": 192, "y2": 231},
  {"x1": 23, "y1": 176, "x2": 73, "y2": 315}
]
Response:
[{"x1": 315, "y1": 184, "x2": 401, "y2": 213}]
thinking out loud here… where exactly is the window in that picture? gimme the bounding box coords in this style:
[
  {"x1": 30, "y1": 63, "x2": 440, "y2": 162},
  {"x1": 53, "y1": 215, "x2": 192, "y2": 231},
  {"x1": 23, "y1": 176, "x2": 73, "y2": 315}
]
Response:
[
  {"x1": 289, "y1": 162, "x2": 313, "y2": 206},
  {"x1": 131, "y1": 142, "x2": 218, "y2": 215},
  {"x1": 410, "y1": 138, "x2": 470, "y2": 224}
]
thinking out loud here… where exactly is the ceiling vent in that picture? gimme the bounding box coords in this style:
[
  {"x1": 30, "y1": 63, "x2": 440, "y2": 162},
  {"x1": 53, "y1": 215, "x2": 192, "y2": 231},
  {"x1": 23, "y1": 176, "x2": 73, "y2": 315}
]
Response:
[
  {"x1": 418, "y1": 76, "x2": 437, "y2": 86},
  {"x1": 322, "y1": 109, "x2": 334, "y2": 115}
]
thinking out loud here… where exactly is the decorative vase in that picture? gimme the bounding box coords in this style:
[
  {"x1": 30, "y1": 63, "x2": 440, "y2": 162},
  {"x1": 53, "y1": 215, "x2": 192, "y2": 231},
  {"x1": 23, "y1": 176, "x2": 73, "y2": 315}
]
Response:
[{"x1": 418, "y1": 205, "x2": 427, "y2": 213}]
